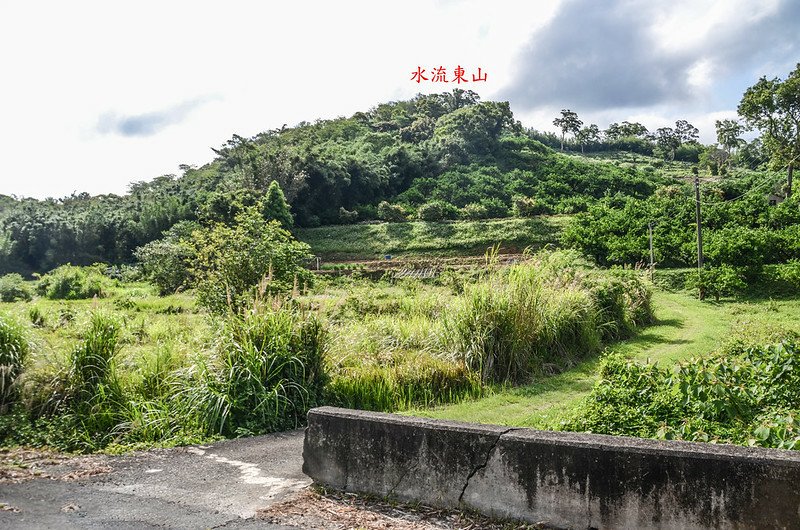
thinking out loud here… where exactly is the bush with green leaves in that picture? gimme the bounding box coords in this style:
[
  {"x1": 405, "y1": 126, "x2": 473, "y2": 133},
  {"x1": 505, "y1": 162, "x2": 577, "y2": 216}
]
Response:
[
  {"x1": 512, "y1": 196, "x2": 551, "y2": 217},
  {"x1": 417, "y1": 201, "x2": 459, "y2": 222},
  {"x1": 338, "y1": 207, "x2": 359, "y2": 224},
  {"x1": 192, "y1": 208, "x2": 313, "y2": 313},
  {"x1": 686, "y1": 265, "x2": 747, "y2": 301},
  {"x1": 27, "y1": 306, "x2": 45, "y2": 327},
  {"x1": 478, "y1": 197, "x2": 509, "y2": 218},
  {"x1": 778, "y1": 260, "x2": 800, "y2": 290},
  {"x1": 377, "y1": 201, "x2": 408, "y2": 222},
  {"x1": 0, "y1": 314, "x2": 30, "y2": 412},
  {"x1": 36, "y1": 265, "x2": 105, "y2": 300},
  {"x1": 0, "y1": 273, "x2": 32, "y2": 302},
  {"x1": 134, "y1": 221, "x2": 200, "y2": 295},
  {"x1": 460, "y1": 202, "x2": 489, "y2": 220},
  {"x1": 564, "y1": 339, "x2": 800, "y2": 450}
]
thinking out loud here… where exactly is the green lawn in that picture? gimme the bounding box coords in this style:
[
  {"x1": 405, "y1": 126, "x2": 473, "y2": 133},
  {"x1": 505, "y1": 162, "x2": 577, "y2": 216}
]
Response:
[
  {"x1": 295, "y1": 216, "x2": 570, "y2": 260},
  {"x1": 410, "y1": 290, "x2": 800, "y2": 428}
]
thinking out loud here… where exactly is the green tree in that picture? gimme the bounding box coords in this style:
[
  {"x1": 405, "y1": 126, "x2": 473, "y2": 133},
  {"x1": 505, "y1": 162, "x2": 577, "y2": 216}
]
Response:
[
  {"x1": 576, "y1": 124, "x2": 600, "y2": 153},
  {"x1": 674, "y1": 120, "x2": 699, "y2": 144},
  {"x1": 553, "y1": 109, "x2": 583, "y2": 151},
  {"x1": 604, "y1": 121, "x2": 649, "y2": 140},
  {"x1": 738, "y1": 64, "x2": 800, "y2": 197},
  {"x1": 654, "y1": 127, "x2": 681, "y2": 161},
  {"x1": 260, "y1": 180, "x2": 294, "y2": 229},
  {"x1": 377, "y1": 201, "x2": 408, "y2": 222},
  {"x1": 687, "y1": 265, "x2": 746, "y2": 302},
  {"x1": 192, "y1": 208, "x2": 311, "y2": 313},
  {"x1": 715, "y1": 119, "x2": 744, "y2": 154},
  {"x1": 134, "y1": 221, "x2": 200, "y2": 295}
]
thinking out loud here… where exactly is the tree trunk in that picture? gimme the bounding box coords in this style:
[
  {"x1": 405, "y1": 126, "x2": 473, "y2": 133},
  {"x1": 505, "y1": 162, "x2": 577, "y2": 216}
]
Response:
[{"x1": 788, "y1": 163, "x2": 794, "y2": 198}]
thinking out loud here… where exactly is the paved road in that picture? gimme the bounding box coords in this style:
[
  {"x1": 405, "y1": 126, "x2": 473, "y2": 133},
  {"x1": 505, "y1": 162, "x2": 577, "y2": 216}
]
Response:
[{"x1": 0, "y1": 430, "x2": 308, "y2": 529}]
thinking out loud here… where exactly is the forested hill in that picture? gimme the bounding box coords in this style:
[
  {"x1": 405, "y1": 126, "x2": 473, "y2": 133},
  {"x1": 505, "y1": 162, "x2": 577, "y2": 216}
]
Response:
[{"x1": 0, "y1": 89, "x2": 662, "y2": 274}]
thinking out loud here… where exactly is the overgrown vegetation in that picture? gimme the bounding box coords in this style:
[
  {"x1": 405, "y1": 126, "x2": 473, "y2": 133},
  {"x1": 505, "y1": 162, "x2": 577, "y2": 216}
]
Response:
[
  {"x1": 36, "y1": 264, "x2": 106, "y2": 300},
  {"x1": 0, "y1": 273, "x2": 32, "y2": 302},
  {"x1": 0, "y1": 314, "x2": 30, "y2": 413},
  {"x1": 0, "y1": 250, "x2": 657, "y2": 451},
  {"x1": 563, "y1": 183, "x2": 800, "y2": 268},
  {"x1": 442, "y1": 251, "x2": 652, "y2": 382},
  {"x1": 563, "y1": 335, "x2": 800, "y2": 450},
  {"x1": 0, "y1": 90, "x2": 662, "y2": 275}
]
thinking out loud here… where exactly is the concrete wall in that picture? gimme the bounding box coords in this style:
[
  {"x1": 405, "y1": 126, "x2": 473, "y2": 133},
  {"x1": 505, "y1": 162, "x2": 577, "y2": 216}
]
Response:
[{"x1": 303, "y1": 406, "x2": 800, "y2": 529}]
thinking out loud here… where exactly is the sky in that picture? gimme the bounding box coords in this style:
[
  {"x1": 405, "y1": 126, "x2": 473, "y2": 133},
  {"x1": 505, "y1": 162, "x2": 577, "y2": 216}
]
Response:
[{"x1": 0, "y1": 0, "x2": 797, "y2": 199}]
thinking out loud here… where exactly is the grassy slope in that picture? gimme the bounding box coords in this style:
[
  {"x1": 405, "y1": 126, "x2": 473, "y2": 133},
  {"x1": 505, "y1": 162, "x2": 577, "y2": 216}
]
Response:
[
  {"x1": 295, "y1": 216, "x2": 570, "y2": 260},
  {"x1": 410, "y1": 290, "x2": 800, "y2": 428}
]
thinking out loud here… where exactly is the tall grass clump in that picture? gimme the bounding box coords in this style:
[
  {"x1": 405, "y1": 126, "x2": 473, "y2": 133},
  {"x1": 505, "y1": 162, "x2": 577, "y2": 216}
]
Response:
[
  {"x1": 9, "y1": 312, "x2": 125, "y2": 451},
  {"x1": 0, "y1": 314, "x2": 31, "y2": 413},
  {"x1": 327, "y1": 355, "x2": 483, "y2": 412},
  {"x1": 62, "y1": 312, "x2": 125, "y2": 449},
  {"x1": 443, "y1": 250, "x2": 653, "y2": 383},
  {"x1": 36, "y1": 264, "x2": 105, "y2": 300},
  {"x1": 189, "y1": 299, "x2": 327, "y2": 437}
]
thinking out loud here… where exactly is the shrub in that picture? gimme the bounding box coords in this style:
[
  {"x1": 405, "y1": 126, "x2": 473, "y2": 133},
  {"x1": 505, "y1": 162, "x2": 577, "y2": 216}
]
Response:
[
  {"x1": 0, "y1": 273, "x2": 32, "y2": 302},
  {"x1": 28, "y1": 306, "x2": 46, "y2": 328},
  {"x1": 377, "y1": 201, "x2": 408, "y2": 222},
  {"x1": 193, "y1": 208, "x2": 313, "y2": 313},
  {"x1": 0, "y1": 314, "x2": 30, "y2": 412},
  {"x1": 686, "y1": 265, "x2": 747, "y2": 301},
  {"x1": 479, "y1": 198, "x2": 510, "y2": 218},
  {"x1": 417, "y1": 201, "x2": 458, "y2": 222},
  {"x1": 704, "y1": 227, "x2": 775, "y2": 269},
  {"x1": 460, "y1": 203, "x2": 489, "y2": 220},
  {"x1": 564, "y1": 339, "x2": 800, "y2": 449},
  {"x1": 134, "y1": 221, "x2": 200, "y2": 295},
  {"x1": 338, "y1": 207, "x2": 359, "y2": 224},
  {"x1": 778, "y1": 260, "x2": 800, "y2": 290},
  {"x1": 512, "y1": 196, "x2": 551, "y2": 217},
  {"x1": 36, "y1": 265, "x2": 104, "y2": 300}
]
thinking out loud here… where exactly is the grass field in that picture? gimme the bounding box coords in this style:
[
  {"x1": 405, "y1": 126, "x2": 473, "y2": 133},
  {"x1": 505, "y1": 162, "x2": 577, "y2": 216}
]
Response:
[
  {"x1": 295, "y1": 216, "x2": 569, "y2": 260},
  {"x1": 410, "y1": 289, "x2": 800, "y2": 428}
]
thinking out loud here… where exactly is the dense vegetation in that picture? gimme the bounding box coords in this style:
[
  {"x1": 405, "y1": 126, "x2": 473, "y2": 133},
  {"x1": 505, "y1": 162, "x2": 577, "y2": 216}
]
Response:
[
  {"x1": 564, "y1": 336, "x2": 800, "y2": 450},
  {"x1": 0, "y1": 89, "x2": 665, "y2": 275},
  {"x1": 0, "y1": 250, "x2": 653, "y2": 451},
  {"x1": 563, "y1": 175, "x2": 800, "y2": 268},
  {"x1": 0, "y1": 64, "x2": 798, "y2": 456}
]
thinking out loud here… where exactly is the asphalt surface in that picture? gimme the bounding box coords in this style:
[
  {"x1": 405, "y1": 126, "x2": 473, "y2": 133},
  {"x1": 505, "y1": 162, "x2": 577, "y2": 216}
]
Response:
[{"x1": 0, "y1": 430, "x2": 309, "y2": 529}]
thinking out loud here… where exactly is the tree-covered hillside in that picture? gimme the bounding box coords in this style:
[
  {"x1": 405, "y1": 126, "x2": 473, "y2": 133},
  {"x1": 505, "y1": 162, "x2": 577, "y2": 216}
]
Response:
[{"x1": 0, "y1": 89, "x2": 662, "y2": 275}]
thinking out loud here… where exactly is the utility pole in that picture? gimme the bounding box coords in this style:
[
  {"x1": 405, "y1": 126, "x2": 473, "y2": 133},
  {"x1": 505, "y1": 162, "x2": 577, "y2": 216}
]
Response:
[
  {"x1": 648, "y1": 222, "x2": 654, "y2": 281},
  {"x1": 693, "y1": 168, "x2": 704, "y2": 300}
]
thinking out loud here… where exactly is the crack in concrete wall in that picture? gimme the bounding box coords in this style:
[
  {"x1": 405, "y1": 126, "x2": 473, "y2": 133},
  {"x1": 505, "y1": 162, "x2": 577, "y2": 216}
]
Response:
[
  {"x1": 302, "y1": 407, "x2": 800, "y2": 529},
  {"x1": 458, "y1": 428, "x2": 517, "y2": 504}
]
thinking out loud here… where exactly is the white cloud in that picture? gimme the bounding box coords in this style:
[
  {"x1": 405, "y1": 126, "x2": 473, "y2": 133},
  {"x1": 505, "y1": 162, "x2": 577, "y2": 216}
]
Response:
[
  {"x1": 0, "y1": 0, "x2": 560, "y2": 198},
  {"x1": 0, "y1": 0, "x2": 794, "y2": 197}
]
